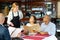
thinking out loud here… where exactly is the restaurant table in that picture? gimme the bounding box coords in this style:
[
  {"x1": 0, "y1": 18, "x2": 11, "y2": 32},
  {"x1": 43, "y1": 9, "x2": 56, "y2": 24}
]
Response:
[{"x1": 22, "y1": 34, "x2": 57, "y2": 40}]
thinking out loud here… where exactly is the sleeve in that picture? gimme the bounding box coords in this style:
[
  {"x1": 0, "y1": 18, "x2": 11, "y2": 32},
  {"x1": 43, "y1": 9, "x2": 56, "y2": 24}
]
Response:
[
  {"x1": 19, "y1": 10, "x2": 23, "y2": 19},
  {"x1": 40, "y1": 23, "x2": 44, "y2": 31},
  {"x1": 26, "y1": 23, "x2": 28, "y2": 26},
  {"x1": 26, "y1": 23, "x2": 30, "y2": 26},
  {"x1": 48, "y1": 24, "x2": 56, "y2": 35},
  {"x1": 3, "y1": 28, "x2": 11, "y2": 40},
  {"x1": 7, "y1": 11, "x2": 13, "y2": 24}
]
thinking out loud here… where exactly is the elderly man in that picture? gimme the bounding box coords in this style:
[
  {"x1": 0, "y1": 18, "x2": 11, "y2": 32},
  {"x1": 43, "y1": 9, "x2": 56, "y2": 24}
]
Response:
[
  {"x1": 0, "y1": 13, "x2": 11, "y2": 40},
  {"x1": 40, "y1": 15, "x2": 56, "y2": 35}
]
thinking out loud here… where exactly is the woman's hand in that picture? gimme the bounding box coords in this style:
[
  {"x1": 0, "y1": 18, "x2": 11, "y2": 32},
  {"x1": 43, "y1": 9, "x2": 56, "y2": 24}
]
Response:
[{"x1": 9, "y1": 22, "x2": 14, "y2": 27}]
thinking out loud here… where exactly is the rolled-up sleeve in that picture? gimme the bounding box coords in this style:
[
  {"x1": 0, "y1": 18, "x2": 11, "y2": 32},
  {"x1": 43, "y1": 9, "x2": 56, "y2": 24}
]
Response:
[
  {"x1": 7, "y1": 11, "x2": 13, "y2": 24},
  {"x1": 19, "y1": 10, "x2": 23, "y2": 19}
]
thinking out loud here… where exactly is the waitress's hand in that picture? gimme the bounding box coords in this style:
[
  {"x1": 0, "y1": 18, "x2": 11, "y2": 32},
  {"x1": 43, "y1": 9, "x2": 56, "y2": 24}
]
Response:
[{"x1": 9, "y1": 22, "x2": 14, "y2": 27}]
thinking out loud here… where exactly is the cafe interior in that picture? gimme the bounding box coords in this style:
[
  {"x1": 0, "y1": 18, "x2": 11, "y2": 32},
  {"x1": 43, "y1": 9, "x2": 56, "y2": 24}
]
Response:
[{"x1": 0, "y1": 0, "x2": 60, "y2": 40}]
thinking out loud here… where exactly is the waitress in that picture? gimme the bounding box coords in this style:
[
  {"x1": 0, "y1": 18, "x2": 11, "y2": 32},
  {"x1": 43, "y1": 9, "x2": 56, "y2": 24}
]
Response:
[{"x1": 7, "y1": 2, "x2": 23, "y2": 28}]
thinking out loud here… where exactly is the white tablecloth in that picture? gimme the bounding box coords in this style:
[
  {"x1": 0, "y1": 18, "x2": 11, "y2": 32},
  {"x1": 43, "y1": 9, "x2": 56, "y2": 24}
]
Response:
[{"x1": 43, "y1": 35, "x2": 57, "y2": 40}]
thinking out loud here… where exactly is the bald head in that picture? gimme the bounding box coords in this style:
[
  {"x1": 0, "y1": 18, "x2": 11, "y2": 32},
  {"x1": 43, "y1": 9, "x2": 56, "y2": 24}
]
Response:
[
  {"x1": 0, "y1": 13, "x2": 5, "y2": 24},
  {"x1": 0, "y1": 13, "x2": 4, "y2": 17}
]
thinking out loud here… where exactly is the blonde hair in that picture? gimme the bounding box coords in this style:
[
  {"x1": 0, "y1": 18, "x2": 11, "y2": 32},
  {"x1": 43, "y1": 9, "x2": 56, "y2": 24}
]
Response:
[
  {"x1": 10, "y1": 2, "x2": 19, "y2": 11},
  {"x1": 12, "y1": 2, "x2": 19, "y2": 8}
]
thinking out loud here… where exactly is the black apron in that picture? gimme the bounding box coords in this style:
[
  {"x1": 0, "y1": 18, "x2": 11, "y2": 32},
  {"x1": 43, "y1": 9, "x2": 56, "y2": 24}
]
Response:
[{"x1": 11, "y1": 12, "x2": 20, "y2": 28}]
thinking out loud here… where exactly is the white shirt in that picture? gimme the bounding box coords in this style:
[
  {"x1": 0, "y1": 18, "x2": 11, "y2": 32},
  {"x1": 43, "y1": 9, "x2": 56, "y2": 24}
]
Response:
[
  {"x1": 41, "y1": 22, "x2": 56, "y2": 35},
  {"x1": 43, "y1": 35, "x2": 57, "y2": 40},
  {"x1": 26, "y1": 23, "x2": 33, "y2": 27},
  {"x1": 7, "y1": 10, "x2": 23, "y2": 24}
]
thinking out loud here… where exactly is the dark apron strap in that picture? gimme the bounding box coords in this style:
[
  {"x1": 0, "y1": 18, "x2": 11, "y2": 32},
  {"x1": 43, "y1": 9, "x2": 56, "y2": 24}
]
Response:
[
  {"x1": 12, "y1": 11, "x2": 20, "y2": 18},
  {"x1": 11, "y1": 11, "x2": 20, "y2": 28}
]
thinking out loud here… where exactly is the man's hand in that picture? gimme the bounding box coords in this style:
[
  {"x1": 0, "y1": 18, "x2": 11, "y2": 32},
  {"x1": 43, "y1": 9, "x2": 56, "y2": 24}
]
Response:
[{"x1": 40, "y1": 32, "x2": 48, "y2": 35}]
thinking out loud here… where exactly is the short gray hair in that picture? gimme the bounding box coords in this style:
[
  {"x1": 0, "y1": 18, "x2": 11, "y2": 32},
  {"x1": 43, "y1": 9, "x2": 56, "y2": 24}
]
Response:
[{"x1": 43, "y1": 15, "x2": 51, "y2": 20}]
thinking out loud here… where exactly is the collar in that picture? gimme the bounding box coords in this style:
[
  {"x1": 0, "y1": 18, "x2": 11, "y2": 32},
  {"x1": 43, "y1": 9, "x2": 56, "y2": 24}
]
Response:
[
  {"x1": 44, "y1": 22, "x2": 51, "y2": 25},
  {"x1": 0, "y1": 24, "x2": 4, "y2": 27}
]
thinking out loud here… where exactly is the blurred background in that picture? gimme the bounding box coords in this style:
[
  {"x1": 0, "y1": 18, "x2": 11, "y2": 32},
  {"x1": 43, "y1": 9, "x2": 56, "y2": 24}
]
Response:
[{"x1": 0, "y1": 0, "x2": 60, "y2": 40}]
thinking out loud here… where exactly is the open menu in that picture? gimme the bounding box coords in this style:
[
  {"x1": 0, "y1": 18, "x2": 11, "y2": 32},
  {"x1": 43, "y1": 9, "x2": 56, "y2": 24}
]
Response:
[
  {"x1": 8, "y1": 27, "x2": 22, "y2": 37},
  {"x1": 24, "y1": 24, "x2": 40, "y2": 33}
]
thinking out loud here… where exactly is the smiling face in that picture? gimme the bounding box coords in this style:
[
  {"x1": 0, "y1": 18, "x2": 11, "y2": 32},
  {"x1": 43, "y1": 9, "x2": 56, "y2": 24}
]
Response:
[
  {"x1": 29, "y1": 16, "x2": 36, "y2": 24},
  {"x1": 43, "y1": 15, "x2": 51, "y2": 24}
]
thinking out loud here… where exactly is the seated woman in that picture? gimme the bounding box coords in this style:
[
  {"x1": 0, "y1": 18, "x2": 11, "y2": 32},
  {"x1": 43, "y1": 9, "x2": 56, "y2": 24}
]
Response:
[{"x1": 23, "y1": 15, "x2": 40, "y2": 33}]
